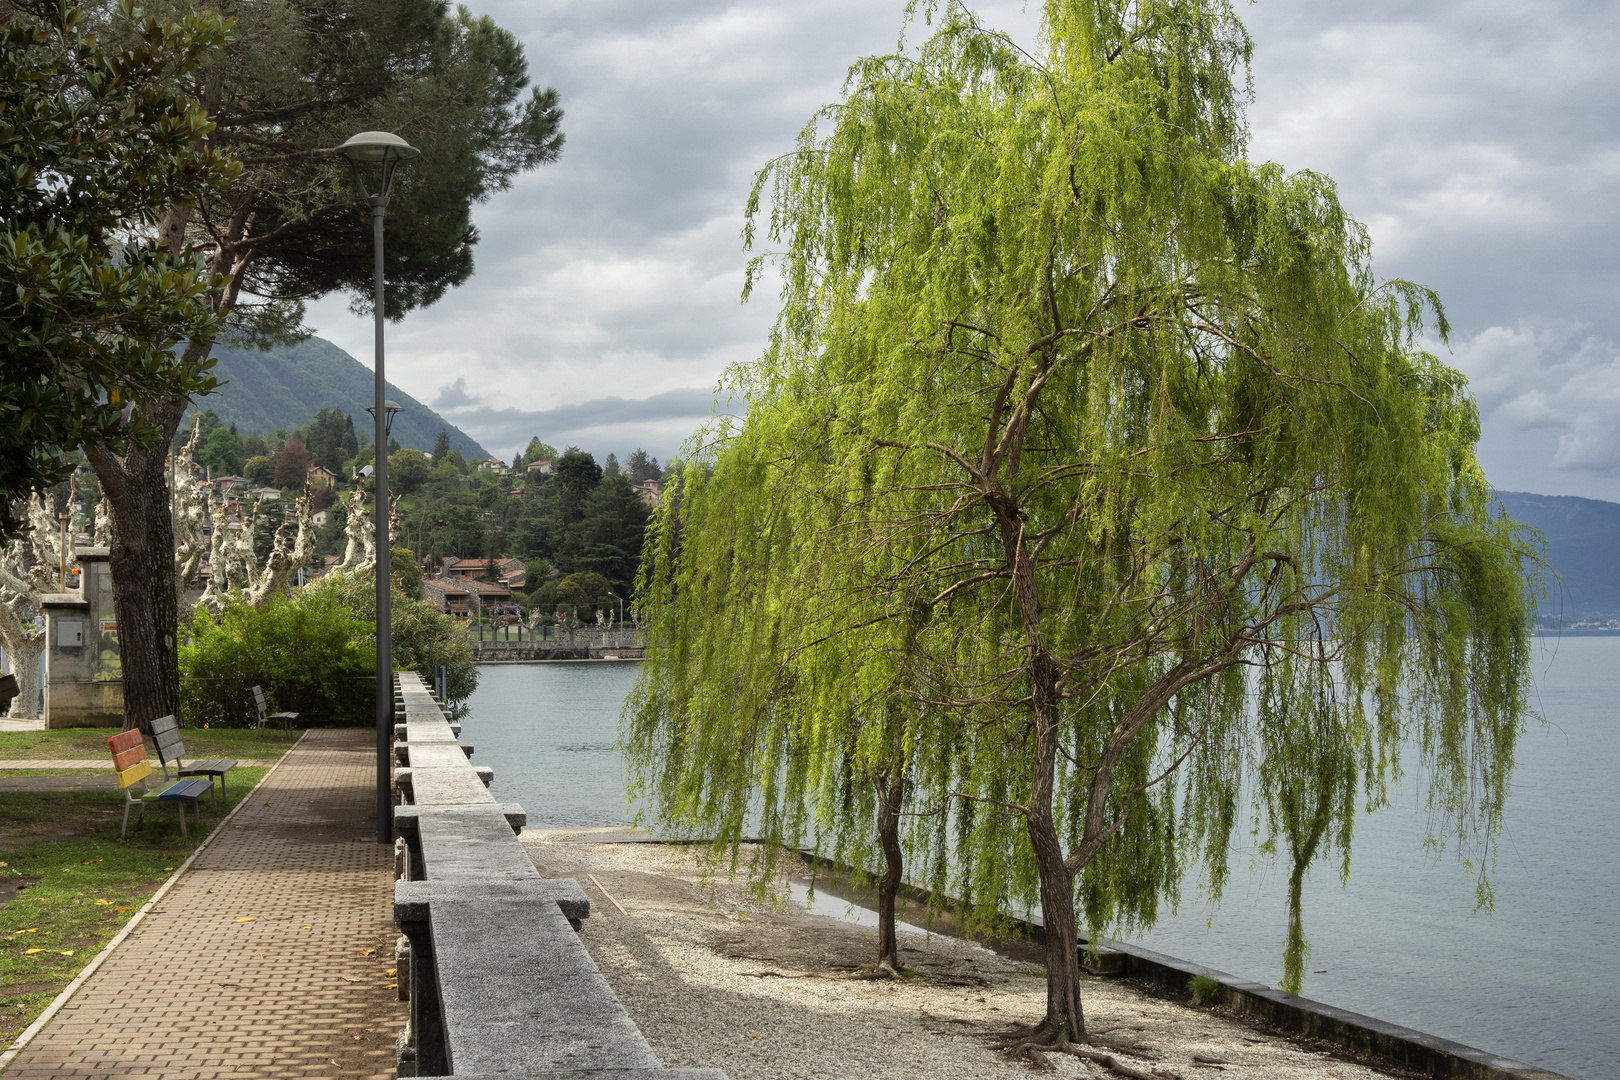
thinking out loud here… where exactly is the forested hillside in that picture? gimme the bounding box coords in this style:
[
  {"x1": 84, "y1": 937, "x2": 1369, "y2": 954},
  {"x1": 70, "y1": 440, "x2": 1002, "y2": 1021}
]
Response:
[
  {"x1": 184, "y1": 336, "x2": 488, "y2": 460},
  {"x1": 316, "y1": 438, "x2": 669, "y2": 620}
]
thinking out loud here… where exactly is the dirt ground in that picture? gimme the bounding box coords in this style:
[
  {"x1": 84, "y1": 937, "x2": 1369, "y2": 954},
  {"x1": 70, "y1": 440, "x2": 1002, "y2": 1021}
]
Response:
[{"x1": 521, "y1": 831, "x2": 1411, "y2": 1080}]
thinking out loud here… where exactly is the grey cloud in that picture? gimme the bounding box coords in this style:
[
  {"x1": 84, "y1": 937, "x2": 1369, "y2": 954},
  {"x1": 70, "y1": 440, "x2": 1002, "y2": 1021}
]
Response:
[
  {"x1": 432, "y1": 377, "x2": 477, "y2": 411},
  {"x1": 441, "y1": 385, "x2": 736, "y2": 464},
  {"x1": 310, "y1": 0, "x2": 1620, "y2": 502}
]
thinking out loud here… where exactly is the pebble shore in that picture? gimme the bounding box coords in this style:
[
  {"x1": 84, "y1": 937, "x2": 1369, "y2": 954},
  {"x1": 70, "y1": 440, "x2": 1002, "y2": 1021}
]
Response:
[{"x1": 522, "y1": 835, "x2": 1407, "y2": 1080}]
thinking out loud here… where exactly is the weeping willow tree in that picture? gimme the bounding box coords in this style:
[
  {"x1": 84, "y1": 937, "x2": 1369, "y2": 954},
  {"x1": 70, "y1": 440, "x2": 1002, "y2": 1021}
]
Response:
[{"x1": 627, "y1": 0, "x2": 1539, "y2": 1058}]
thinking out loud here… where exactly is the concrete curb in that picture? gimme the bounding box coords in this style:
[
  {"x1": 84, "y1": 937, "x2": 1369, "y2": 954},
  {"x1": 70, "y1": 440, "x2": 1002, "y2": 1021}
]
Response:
[{"x1": 0, "y1": 733, "x2": 306, "y2": 1075}]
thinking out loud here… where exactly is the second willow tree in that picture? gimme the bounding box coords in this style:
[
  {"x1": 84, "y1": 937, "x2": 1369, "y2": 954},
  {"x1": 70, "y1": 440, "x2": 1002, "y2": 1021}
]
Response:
[{"x1": 627, "y1": 0, "x2": 1539, "y2": 1058}]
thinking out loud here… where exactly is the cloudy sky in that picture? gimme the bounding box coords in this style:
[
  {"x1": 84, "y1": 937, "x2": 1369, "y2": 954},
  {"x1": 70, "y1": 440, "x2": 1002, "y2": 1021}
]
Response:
[{"x1": 306, "y1": 0, "x2": 1620, "y2": 501}]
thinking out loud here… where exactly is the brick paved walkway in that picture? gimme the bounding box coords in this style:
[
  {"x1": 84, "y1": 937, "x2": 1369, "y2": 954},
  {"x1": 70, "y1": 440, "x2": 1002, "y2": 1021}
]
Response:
[{"x1": 4, "y1": 729, "x2": 406, "y2": 1079}]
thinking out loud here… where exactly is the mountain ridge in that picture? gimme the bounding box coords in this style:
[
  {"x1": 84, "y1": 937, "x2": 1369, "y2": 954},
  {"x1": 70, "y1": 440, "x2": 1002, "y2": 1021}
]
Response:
[
  {"x1": 1494, "y1": 490, "x2": 1620, "y2": 622},
  {"x1": 182, "y1": 336, "x2": 490, "y2": 461}
]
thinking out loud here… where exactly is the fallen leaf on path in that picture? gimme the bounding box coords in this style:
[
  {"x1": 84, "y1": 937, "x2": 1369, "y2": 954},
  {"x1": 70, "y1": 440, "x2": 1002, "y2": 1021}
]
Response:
[
  {"x1": 301, "y1": 925, "x2": 313, "y2": 929},
  {"x1": 383, "y1": 983, "x2": 397, "y2": 989},
  {"x1": 351, "y1": 1034, "x2": 362, "y2": 1041},
  {"x1": 235, "y1": 917, "x2": 257, "y2": 923},
  {"x1": 94, "y1": 899, "x2": 112, "y2": 905},
  {"x1": 162, "y1": 867, "x2": 175, "y2": 871},
  {"x1": 385, "y1": 968, "x2": 396, "y2": 977},
  {"x1": 219, "y1": 982, "x2": 240, "y2": 987},
  {"x1": 22, "y1": 948, "x2": 43, "y2": 954},
  {"x1": 358, "y1": 948, "x2": 376, "y2": 956},
  {"x1": 114, "y1": 907, "x2": 131, "y2": 912},
  {"x1": 58, "y1": 950, "x2": 73, "y2": 956},
  {"x1": 746, "y1": 1034, "x2": 762, "y2": 1039},
  {"x1": 341, "y1": 976, "x2": 360, "y2": 983}
]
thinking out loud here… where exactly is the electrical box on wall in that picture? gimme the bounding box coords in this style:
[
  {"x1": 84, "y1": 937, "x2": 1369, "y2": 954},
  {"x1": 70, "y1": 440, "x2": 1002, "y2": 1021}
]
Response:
[{"x1": 57, "y1": 619, "x2": 83, "y2": 648}]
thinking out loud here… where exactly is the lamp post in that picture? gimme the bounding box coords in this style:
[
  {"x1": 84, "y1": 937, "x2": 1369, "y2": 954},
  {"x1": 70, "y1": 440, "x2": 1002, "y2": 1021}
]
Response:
[
  {"x1": 606, "y1": 589, "x2": 623, "y2": 629},
  {"x1": 337, "y1": 130, "x2": 419, "y2": 845}
]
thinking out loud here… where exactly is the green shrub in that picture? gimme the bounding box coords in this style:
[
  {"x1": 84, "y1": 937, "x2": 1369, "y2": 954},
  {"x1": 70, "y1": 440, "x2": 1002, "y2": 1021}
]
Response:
[
  {"x1": 180, "y1": 589, "x2": 371, "y2": 727},
  {"x1": 179, "y1": 573, "x2": 479, "y2": 726},
  {"x1": 1188, "y1": 971, "x2": 1222, "y2": 1006}
]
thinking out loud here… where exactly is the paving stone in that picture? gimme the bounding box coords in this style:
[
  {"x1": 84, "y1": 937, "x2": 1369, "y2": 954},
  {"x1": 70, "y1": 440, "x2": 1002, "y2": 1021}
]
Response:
[{"x1": 5, "y1": 729, "x2": 406, "y2": 1078}]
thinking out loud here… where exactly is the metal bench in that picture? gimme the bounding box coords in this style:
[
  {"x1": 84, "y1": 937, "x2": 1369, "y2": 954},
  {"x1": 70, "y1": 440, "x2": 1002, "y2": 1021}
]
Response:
[
  {"x1": 250, "y1": 685, "x2": 299, "y2": 732},
  {"x1": 150, "y1": 714, "x2": 237, "y2": 807},
  {"x1": 108, "y1": 729, "x2": 213, "y2": 839}
]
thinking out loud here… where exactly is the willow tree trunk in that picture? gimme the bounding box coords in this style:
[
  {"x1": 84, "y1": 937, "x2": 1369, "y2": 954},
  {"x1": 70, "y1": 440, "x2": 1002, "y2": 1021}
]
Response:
[
  {"x1": 1027, "y1": 661, "x2": 1087, "y2": 1044},
  {"x1": 872, "y1": 766, "x2": 907, "y2": 975},
  {"x1": 84, "y1": 390, "x2": 190, "y2": 734}
]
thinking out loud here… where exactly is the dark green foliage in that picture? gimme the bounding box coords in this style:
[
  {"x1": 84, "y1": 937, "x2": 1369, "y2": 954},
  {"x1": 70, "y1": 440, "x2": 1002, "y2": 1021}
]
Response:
[
  {"x1": 552, "y1": 572, "x2": 611, "y2": 621},
  {"x1": 627, "y1": 448, "x2": 662, "y2": 484},
  {"x1": 0, "y1": 1, "x2": 238, "y2": 537},
  {"x1": 553, "y1": 448, "x2": 602, "y2": 525},
  {"x1": 179, "y1": 573, "x2": 478, "y2": 725},
  {"x1": 243, "y1": 455, "x2": 274, "y2": 486},
  {"x1": 431, "y1": 429, "x2": 452, "y2": 463},
  {"x1": 295, "y1": 408, "x2": 358, "y2": 474},
  {"x1": 389, "y1": 448, "x2": 431, "y2": 495},
  {"x1": 180, "y1": 588, "x2": 372, "y2": 727},
  {"x1": 197, "y1": 426, "x2": 243, "y2": 477},
  {"x1": 522, "y1": 437, "x2": 559, "y2": 465}
]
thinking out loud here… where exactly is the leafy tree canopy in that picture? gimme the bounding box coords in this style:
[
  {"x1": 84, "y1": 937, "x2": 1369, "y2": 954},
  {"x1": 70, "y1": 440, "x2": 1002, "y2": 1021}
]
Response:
[
  {"x1": 0, "y1": 0, "x2": 238, "y2": 536},
  {"x1": 628, "y1": 0, "x2": 1541, "y2": 1048}
]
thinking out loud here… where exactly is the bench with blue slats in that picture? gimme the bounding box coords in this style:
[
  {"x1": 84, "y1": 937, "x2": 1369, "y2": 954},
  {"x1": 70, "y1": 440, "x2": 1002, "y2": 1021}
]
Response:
[
  {"x1": 150, "y1": 714, "x2": 236, "y2": 807},
  {"x1": 108, "y1": 729, "x2": 213, "y2": 839}
]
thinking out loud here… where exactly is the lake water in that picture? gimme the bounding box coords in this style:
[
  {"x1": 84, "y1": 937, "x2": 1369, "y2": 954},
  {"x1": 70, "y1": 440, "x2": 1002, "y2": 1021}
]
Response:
[{"x1": 464, "y1": 642, "x2": 1618, "y2": 1079}]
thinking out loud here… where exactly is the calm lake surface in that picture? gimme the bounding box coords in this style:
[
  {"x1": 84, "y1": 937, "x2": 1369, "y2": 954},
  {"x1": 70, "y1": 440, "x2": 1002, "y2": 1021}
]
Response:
[{"x1": 464, "y1": 641, "x2": 1619, "y2": 1079}]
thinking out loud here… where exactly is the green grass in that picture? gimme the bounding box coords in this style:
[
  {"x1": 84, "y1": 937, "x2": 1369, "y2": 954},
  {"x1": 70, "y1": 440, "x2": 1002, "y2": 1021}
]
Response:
[
  {"x1": 1188, "y1": 970, "x2": 1223, "y2": 1006},
  {"x1": 0, "y1": 728, "x2": 301, "y2": 760},
  {"x1": 0, "y1": 766, "x2": 270, "y2": 1045}
]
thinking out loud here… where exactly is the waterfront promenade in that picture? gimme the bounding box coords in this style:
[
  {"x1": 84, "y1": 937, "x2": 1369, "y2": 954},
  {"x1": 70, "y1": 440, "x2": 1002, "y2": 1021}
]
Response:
[{"x1": 1, "y1": 730, "x2": 404, "y2": 1079}]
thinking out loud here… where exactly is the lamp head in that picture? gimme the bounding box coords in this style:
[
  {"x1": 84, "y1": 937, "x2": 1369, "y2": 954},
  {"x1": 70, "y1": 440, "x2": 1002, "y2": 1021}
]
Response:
[
  {"x1": 335, "y1": 131, "x2": 420, "y2": 200},
  {"x1": 366, "y1": 399, "x2": 404, "y2": 437}
]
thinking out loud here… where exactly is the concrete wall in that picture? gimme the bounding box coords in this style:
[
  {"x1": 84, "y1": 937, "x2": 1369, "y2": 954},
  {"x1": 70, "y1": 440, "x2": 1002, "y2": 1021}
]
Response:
[{"x1": 43, "y1": 548, "x2": 124, "y2": 728}]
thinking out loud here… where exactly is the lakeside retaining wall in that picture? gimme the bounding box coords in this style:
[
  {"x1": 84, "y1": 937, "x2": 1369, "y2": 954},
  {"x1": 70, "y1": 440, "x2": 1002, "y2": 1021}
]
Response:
[
  {"x1": 390, "y1": 670, "x2": 723, "y2": 1079},
  {"x1": 795, "y1": 851, "x2": 1578, "y2": 1080}
]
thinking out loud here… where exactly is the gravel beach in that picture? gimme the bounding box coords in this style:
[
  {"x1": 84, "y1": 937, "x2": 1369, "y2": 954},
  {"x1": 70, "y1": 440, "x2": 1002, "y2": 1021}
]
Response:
[{"x1": 521, "y1": 831, "x2": 1407, "y2": 1080}]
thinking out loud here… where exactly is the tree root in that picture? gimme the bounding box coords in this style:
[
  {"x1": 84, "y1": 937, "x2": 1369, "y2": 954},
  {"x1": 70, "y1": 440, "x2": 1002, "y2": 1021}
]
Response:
[
  {"x1": 1056, "y1": 1045, "x2": 1181, "y2": 1080},
  {"x1": 984, "y1": 1023, "x2": 1180, "y2": 1079},
  {"x1": 852, "y1": 962, "x2": 904, "y2": 981}
]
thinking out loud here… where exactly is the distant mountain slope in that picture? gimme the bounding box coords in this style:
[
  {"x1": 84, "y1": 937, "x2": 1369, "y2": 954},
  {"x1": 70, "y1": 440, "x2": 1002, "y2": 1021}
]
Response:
[
  {"x1": 183, "y1": 336, "x2": 490, "y2": 460},
  {"x1": 1495, "y1": 490, "x2": 1620, "y2": 620}
]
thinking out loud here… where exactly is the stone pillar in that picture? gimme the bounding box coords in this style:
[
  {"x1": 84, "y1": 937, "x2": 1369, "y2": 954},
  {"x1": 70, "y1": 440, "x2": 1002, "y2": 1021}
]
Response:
[{"x1": 42, "y1": 547, "x2": 123, "y2": 728}]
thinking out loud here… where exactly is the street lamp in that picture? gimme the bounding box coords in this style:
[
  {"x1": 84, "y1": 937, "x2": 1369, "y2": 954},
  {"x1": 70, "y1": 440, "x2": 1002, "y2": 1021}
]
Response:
[
  {"x1": 337, "y1": 130, "x2": 420, "y2": 845},
  {"x1": 606, "y1": 590, "x2": 623, "y2": 628}
]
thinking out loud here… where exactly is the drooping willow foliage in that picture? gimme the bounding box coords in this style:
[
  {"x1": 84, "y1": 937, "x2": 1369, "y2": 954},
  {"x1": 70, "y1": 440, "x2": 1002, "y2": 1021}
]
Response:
[{"x1": 625, "y1": 0, "x2": 1540, "y2": 1044}]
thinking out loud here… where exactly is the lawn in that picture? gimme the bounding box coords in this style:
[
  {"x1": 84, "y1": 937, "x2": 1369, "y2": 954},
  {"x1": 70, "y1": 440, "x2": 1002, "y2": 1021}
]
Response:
[
  {"x1": 0, "y1": 765, "x2": 272, "y2": 1046},
  {"x1": 0, "y1": 727, "x2": 301, "y2": 760}
]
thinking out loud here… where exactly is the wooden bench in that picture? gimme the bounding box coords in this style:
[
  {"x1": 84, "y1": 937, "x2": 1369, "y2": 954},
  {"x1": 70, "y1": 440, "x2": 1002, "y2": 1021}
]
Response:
[
  {"x1": 250, "y1": 685, "x2": 299, "y2": 732},
  {"x1": 150, "y1": 714, "x2": 237, "y2": 807},
  {"x1": 108, "y1": 729, "x2": 213, "y2": 839}
]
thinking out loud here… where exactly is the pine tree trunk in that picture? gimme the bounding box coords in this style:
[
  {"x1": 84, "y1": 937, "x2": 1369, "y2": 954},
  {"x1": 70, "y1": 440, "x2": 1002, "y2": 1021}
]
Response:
[
  {"x1": 86, "y1": 392, "x2": 189, "y2": 734},
  {"x1": 873, "y1": 766, "x2": 906, "y2": 975}
]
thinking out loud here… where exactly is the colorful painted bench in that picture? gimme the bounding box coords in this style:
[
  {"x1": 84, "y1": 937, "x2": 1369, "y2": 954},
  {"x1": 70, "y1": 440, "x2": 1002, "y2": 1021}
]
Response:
[
  {"x1": 150, "y1": 714, "x2": 236, "y2": 807},
  {"x1": 108, "y1": 729, "x2": 213, "y2": 839}
]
